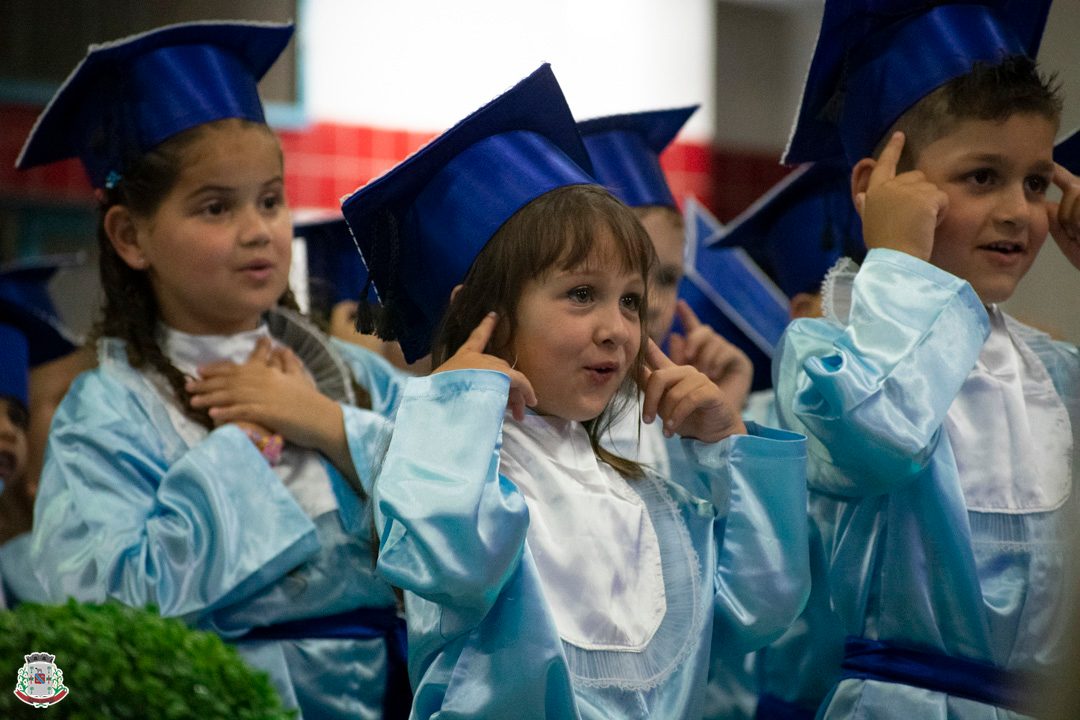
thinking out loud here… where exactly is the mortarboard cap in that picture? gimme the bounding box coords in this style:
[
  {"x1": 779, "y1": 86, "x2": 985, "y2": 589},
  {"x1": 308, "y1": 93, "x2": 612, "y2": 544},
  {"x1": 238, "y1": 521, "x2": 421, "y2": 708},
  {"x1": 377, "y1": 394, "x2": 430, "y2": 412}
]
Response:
[
  {"x1": 0, "y1": 256, "x2": 81, "y2": 367},
  {"x1": 713, "y1": 160, "x2": 864, "y2": 300},
  {"x1": 0, "y1": 324, "x2": 30, "y2": 407},
  {"x1": 293, "y1": 212, "x2": 372, "y2": 316},
  {"x1": 679, "y1": 198, "x2": 791, "y2": 391},
  {"x1": 577, "y1": 106, "x2": 698, "y2": 208},
  {"x1": 784, "y1": 1, "x2": 1051, "y2": 166},
  {"x1": 16, "y1": 20, "x2": 294, "y2": 188},
  {"x1": 340, "y1": 64, "x2": 596, "y2": 363},
  {"x1": 1056, "y1": 128, "x2": 1080, "y2": 174}
]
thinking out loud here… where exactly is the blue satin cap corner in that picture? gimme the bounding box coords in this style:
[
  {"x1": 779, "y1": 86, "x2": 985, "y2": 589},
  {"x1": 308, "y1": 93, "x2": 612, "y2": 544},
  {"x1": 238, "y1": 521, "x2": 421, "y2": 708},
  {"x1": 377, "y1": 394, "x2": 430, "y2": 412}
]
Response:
[
  {"x1": 0, "y1": 324, "x2": 30, "y2": 406},
  {"x1": 714, "y1": 160, "x2": 864, "y2": 299},
  {"x1": 578, "y1": 106, "x2": 698, "y2": 208},
  {"x1": 340, "y1": 64, "x2": 596, "y2": 363},
  {"x1": 16, "y1": 21, "x2": 294, "y2": 188},
  {"x1": 0, "y1": 259, "x2": 80, "y2": 366},
  {"x1": 783, "y1": 1, "x2": 1051, "y2": 166}
]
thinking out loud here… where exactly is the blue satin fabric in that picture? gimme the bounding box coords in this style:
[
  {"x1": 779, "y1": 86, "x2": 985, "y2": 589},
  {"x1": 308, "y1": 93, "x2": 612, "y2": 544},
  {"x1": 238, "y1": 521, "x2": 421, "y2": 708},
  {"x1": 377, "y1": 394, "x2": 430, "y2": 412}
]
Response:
[
  {"x1": 774, "y1": 249, "x2": 1080, "y2": 719},
  {"x1": 702, "y1": 392, "x2": 844, "y2": 720},
  {"x1": 29, "y1": 334, "x2": 409, "y2": 720},
  {"x1": 839, "y1": 5, "x2": 1023, "y2": 164},
  {"x1": 374, "y1": 369, "x2": 809, "y2": 719}
]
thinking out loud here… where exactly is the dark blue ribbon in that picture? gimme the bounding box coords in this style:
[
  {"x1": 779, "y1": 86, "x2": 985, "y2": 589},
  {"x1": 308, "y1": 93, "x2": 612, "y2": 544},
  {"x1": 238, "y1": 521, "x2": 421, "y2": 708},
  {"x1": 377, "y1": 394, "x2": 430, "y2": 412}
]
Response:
[
  {"x1": 244, "y1": 606, "x2": 412, "y2": 720},
  {"x1": 840, "y1": 636, "x2": 1043, "y2": 715},
  {"x1": 754, "y1": 692, "x2": 818, "y2": 720}
]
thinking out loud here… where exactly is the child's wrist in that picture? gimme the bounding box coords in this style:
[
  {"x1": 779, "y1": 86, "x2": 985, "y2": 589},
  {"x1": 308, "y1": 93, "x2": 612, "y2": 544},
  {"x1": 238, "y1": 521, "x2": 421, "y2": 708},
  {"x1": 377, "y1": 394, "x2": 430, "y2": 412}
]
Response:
[{"x1": 241, "y1": 426, "x2": 284, "y2": 466}]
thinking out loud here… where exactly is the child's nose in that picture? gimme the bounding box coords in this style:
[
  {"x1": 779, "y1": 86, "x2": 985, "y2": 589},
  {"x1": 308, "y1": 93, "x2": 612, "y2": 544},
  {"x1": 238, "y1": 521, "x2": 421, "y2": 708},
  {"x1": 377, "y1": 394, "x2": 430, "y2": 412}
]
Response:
[
  {"x1": 595, "y1": 303, "x2": 632, "y2": 346},
  {"x1": 238, "y1": 204, "x2": 273, "y2": 246},
  {"x1": 994, "y1": 183, "x2": 1032, "y2": 229}
]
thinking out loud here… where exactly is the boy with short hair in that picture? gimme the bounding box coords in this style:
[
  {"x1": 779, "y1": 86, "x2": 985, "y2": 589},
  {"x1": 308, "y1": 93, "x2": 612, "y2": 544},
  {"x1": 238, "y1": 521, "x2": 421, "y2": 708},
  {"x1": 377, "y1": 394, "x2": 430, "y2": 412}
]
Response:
[{"x1": 774, "y1": 1, "x2": 1080, "y2": 718}]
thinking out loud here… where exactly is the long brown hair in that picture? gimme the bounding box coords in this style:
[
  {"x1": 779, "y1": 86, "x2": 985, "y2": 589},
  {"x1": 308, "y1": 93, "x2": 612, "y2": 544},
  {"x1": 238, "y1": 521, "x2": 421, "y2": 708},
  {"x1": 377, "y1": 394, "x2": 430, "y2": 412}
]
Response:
[
  {"x1": 92, "y1": 118, "x2": 299, "y2": 429},
  {"x1": 431, "y1": 184, "x2": 656, "y2": 479}
]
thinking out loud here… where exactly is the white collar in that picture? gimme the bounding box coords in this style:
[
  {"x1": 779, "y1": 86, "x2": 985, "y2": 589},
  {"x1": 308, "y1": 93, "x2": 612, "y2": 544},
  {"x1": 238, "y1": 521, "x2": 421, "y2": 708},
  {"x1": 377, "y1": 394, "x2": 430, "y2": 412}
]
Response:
[
  {"x1": 945, "y1": 306, "x2": 1072, "y2": 513},
  {"x1": 500, "y1": 412, "x2": 666, "y2": 652},
  {"x1": 159, "y1": 323, "x2": 274, "y2": 379}
]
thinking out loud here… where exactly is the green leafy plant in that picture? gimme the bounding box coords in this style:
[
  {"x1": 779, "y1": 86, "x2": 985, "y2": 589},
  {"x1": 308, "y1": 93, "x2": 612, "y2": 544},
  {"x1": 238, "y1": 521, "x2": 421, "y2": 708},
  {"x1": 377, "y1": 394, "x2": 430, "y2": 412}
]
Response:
[{"x1": 0, "y1": 599, "x2": 296, "y2": 719}]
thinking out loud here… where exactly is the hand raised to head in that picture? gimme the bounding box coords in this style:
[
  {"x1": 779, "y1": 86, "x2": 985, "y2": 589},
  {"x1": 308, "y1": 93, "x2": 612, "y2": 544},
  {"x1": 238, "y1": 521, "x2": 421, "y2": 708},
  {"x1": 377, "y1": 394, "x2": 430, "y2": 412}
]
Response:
[
  {"x1": 668, "y1": 300, "x2": 753, "y2": 410},
  {"x1": 854, "y1": 131, "x2": 948, "y2": 262},
  {"x1": 433, "y1": 312, "x2": 538, "y2": 421},
  {"x1": 636, "y1": 339, "x2": 746, "y2": 443},
  {"x1": 1049, "y1": 163, "x2": 1080, "y2": 271}
]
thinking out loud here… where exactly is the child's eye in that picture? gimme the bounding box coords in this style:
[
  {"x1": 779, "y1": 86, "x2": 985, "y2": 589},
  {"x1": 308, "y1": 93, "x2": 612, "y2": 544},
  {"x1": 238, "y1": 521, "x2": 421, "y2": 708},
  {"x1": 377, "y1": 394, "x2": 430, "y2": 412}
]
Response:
[
  {"x1": 620, "y1": 293, "x2": 642, "y2": 312},
  {"x1": 261, "y1": 192, "x2": 285, "y2": 211},
  {"x1": 568, "y1": 286, "x2": 594, "y2": 304},
  {"x1": 965, "y1": 169, "x2": 996, "y2": 186},
  {"x1": 200, "y1": 200, "x2": 228, "y2": 217},
  {"x1": 1024, "y1": 175, "x2": 1050, "y2": 195}
]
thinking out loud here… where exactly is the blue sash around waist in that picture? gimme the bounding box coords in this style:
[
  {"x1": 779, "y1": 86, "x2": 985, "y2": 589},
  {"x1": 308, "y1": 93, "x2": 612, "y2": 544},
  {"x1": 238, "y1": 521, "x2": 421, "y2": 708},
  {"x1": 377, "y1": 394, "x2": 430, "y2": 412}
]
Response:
[
  {"x1": 754, "y1": 692, "x2": 818, "y2": 720},
  {"x1": 840, "y1": 636, "x2": 1043, "y2": 716},
  {"x1": 243, "y1": 606, "x2": 411, "y2": 720}
]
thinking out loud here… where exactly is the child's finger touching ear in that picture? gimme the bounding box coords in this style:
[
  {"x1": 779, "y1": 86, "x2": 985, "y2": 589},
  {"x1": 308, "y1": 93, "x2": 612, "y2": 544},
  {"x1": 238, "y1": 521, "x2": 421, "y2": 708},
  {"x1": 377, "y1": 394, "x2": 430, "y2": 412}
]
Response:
[{"x1": 1053, "y1": 164, "x2": 1080, "y2": 239}]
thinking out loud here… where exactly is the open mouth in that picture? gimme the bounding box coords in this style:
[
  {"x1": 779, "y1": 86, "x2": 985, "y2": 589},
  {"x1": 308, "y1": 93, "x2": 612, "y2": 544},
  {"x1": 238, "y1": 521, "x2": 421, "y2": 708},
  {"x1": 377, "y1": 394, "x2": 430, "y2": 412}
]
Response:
[
  {"x1": 979, "y1": 241, "x2": 1025, "y2": 256},
  {"x1": 584, "y1": 363, "x2": 619, "y2": 381}
]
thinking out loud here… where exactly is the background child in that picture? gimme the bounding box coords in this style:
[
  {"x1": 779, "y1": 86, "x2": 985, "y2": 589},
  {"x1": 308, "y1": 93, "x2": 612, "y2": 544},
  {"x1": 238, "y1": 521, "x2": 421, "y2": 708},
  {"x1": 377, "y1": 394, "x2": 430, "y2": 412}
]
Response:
[
  {"x1": 775, "y1": 1, "x2": 1078, "y2": 718},
  {"x1": 17, "y1": 21, "x2": 410, "y2": 720},
  {"x1": 342, "y1": 64, "x2": 810, "y2": 720},
  {"x1": 578, "y1": 107, "x2": 754, "y2": 404}
]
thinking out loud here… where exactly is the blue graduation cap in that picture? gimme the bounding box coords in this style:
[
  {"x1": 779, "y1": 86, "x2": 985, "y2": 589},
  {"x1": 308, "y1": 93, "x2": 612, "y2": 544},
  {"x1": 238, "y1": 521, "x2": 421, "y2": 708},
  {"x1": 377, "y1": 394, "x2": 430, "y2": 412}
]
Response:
[
  {"x1": 577, "y1": 106, "x2": 697, "y2": 208},
  {"x1": 0, "y1": 257, "x2": 81, "y2": 367},
  {"x1": 340, "y1": 64, "x2": 596, "y2": 363},
  {"x1": 679, "y1": 198, "x2": 791, "y2": 391},
  {"x1": 784, "y1": 1, "x2": 1051, "y2": 166},
  {"x1": 1057, "y1": 128, "x2": 1080, "y2": 174},
  {"x1": 0, "y1": 324, "x2": 30, "y2": 407},
  {"x1": 16, "y1": 20, "x2": 294, "y2": 188},
  {"x1": 713, "y1": 160, "x2": 864, "y2": 300},
  {"x1": 293, "y1": 212, "x2": 372, "y2": 320}
]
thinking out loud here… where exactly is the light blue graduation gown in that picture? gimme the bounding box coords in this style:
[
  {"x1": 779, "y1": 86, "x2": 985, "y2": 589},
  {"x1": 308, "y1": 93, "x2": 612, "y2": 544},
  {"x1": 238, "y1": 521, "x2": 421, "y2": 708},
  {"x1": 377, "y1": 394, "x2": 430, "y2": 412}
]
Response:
[
  {"x1": 774, "y1": 249, "x2": 1080, "y2": 719},
  {"x1": 29, "y1": 322, "x2": 409, "y2": 720},
  {"x1": 374, "y1": 369, "x2": 809, "y2": 719}
]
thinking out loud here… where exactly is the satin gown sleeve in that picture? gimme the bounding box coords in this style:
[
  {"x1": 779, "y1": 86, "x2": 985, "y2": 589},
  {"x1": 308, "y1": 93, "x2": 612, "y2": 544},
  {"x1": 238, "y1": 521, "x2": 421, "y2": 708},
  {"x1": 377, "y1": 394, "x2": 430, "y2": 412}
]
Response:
[
  {"x1": 29, "y1": 368, "x2": 320, "y2": 622},
  {"x1": 671, "y1": 422, "x2": 811, "y2": 657},
  {"x1": 773, "y1": 249, "x2": 990, "y2": 496}
]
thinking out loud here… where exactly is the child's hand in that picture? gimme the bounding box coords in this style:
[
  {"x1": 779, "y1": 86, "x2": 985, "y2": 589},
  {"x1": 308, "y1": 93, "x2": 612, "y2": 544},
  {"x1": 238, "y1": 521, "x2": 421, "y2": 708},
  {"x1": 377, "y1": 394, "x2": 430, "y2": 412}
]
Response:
[
  {"x1": 432, "y1": 312, "x2": 538, "y2": 421},
  {"x1": 855, "y1": 131, "x2": 949, "y2": 261},
  {"x1": 668, "y1": 299, "x2": 754, "y2": 410},
  {"x1": 187, "y1": 337, "x2": 342, "y2": 453},
  {"x1": 637, "y1": 339, "x2": 747, "y2": 443},
  {"x1": 1048, "y1": 163, "x2": 1080, "y2": 271}
]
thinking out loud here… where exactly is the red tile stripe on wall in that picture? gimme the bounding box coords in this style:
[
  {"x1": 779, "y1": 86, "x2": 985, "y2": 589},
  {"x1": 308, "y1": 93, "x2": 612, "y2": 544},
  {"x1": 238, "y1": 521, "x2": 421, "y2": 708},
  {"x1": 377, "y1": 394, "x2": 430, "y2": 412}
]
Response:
[{"x1": 0, "y1": 106, "x2": 788, "y2": 223}]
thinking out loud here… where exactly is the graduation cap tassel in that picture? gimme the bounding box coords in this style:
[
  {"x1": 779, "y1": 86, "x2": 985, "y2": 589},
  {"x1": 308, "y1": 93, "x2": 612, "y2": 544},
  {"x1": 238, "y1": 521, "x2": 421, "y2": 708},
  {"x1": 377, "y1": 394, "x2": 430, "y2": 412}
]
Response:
[{"x1": 354, "y1": 208, "x2": 404, "y2": 342}]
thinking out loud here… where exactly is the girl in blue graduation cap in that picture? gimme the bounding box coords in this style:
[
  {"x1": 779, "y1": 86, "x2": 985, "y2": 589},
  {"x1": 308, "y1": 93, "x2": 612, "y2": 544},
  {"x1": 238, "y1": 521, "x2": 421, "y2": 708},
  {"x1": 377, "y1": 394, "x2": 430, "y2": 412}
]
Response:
[
  {"x1": 341, "y1": 64, "x2": 810, "y2": 720},
  {"x1": 16, "y1": 21, "x2": 412, "y2": 720},
  {"x1": 773, "y1": 2, "x2": 1080, "y2": 718}
]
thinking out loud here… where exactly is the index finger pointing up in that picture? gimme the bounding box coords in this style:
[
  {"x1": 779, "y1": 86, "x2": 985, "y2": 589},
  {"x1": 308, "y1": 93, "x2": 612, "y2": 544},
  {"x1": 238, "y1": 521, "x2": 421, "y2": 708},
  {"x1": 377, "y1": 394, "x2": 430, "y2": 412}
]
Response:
[
  {"x1": 461, "y1": 311, "x2": 499, "y2": 353},
  {"x1": 676, "y1": 299, "x2": 702, "y2": 332},
  {"x1": 869, "y1": 131, "x2": 905, "y2": 188},
  {"x1": 645, "y1": 338, "x2": 677, "y2": 371}
]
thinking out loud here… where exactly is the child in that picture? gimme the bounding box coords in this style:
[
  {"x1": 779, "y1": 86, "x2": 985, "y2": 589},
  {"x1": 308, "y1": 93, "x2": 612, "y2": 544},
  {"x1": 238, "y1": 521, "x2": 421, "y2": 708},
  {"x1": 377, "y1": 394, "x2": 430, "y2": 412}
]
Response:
[
  {"x1": 578, "y1": 108, "x2": 754, "y2": 404},
  {"x1": 775, "y1": 1, "x2": 1080, "y2": 717},
  {"x1": 342, "y1": 64, "x2": 810, "y2": 720},
  {"x1": 17, "y1": 22, "x2": 410, "y2": 720}
]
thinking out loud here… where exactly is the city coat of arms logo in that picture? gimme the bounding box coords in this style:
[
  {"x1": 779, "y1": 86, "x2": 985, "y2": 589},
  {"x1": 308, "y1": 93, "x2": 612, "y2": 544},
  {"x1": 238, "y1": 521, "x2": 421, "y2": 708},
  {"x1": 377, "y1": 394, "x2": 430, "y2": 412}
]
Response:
[{"x1": 14, "y1": 652, "x2": 69, "y2": 707}]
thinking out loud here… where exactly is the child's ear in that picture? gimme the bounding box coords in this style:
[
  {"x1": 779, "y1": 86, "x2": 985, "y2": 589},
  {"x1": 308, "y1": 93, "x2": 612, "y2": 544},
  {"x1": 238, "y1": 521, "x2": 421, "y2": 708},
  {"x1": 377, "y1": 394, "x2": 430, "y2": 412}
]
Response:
[
  {"x1": 850, "y1": 158, "x2": 876, "y2": 201},
  {"x1": 103, "y1": 205, "x2": 149, "y2": 270},
  {"x1": 450, "y1": 283, "x2": 464, "y2": 304}
]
